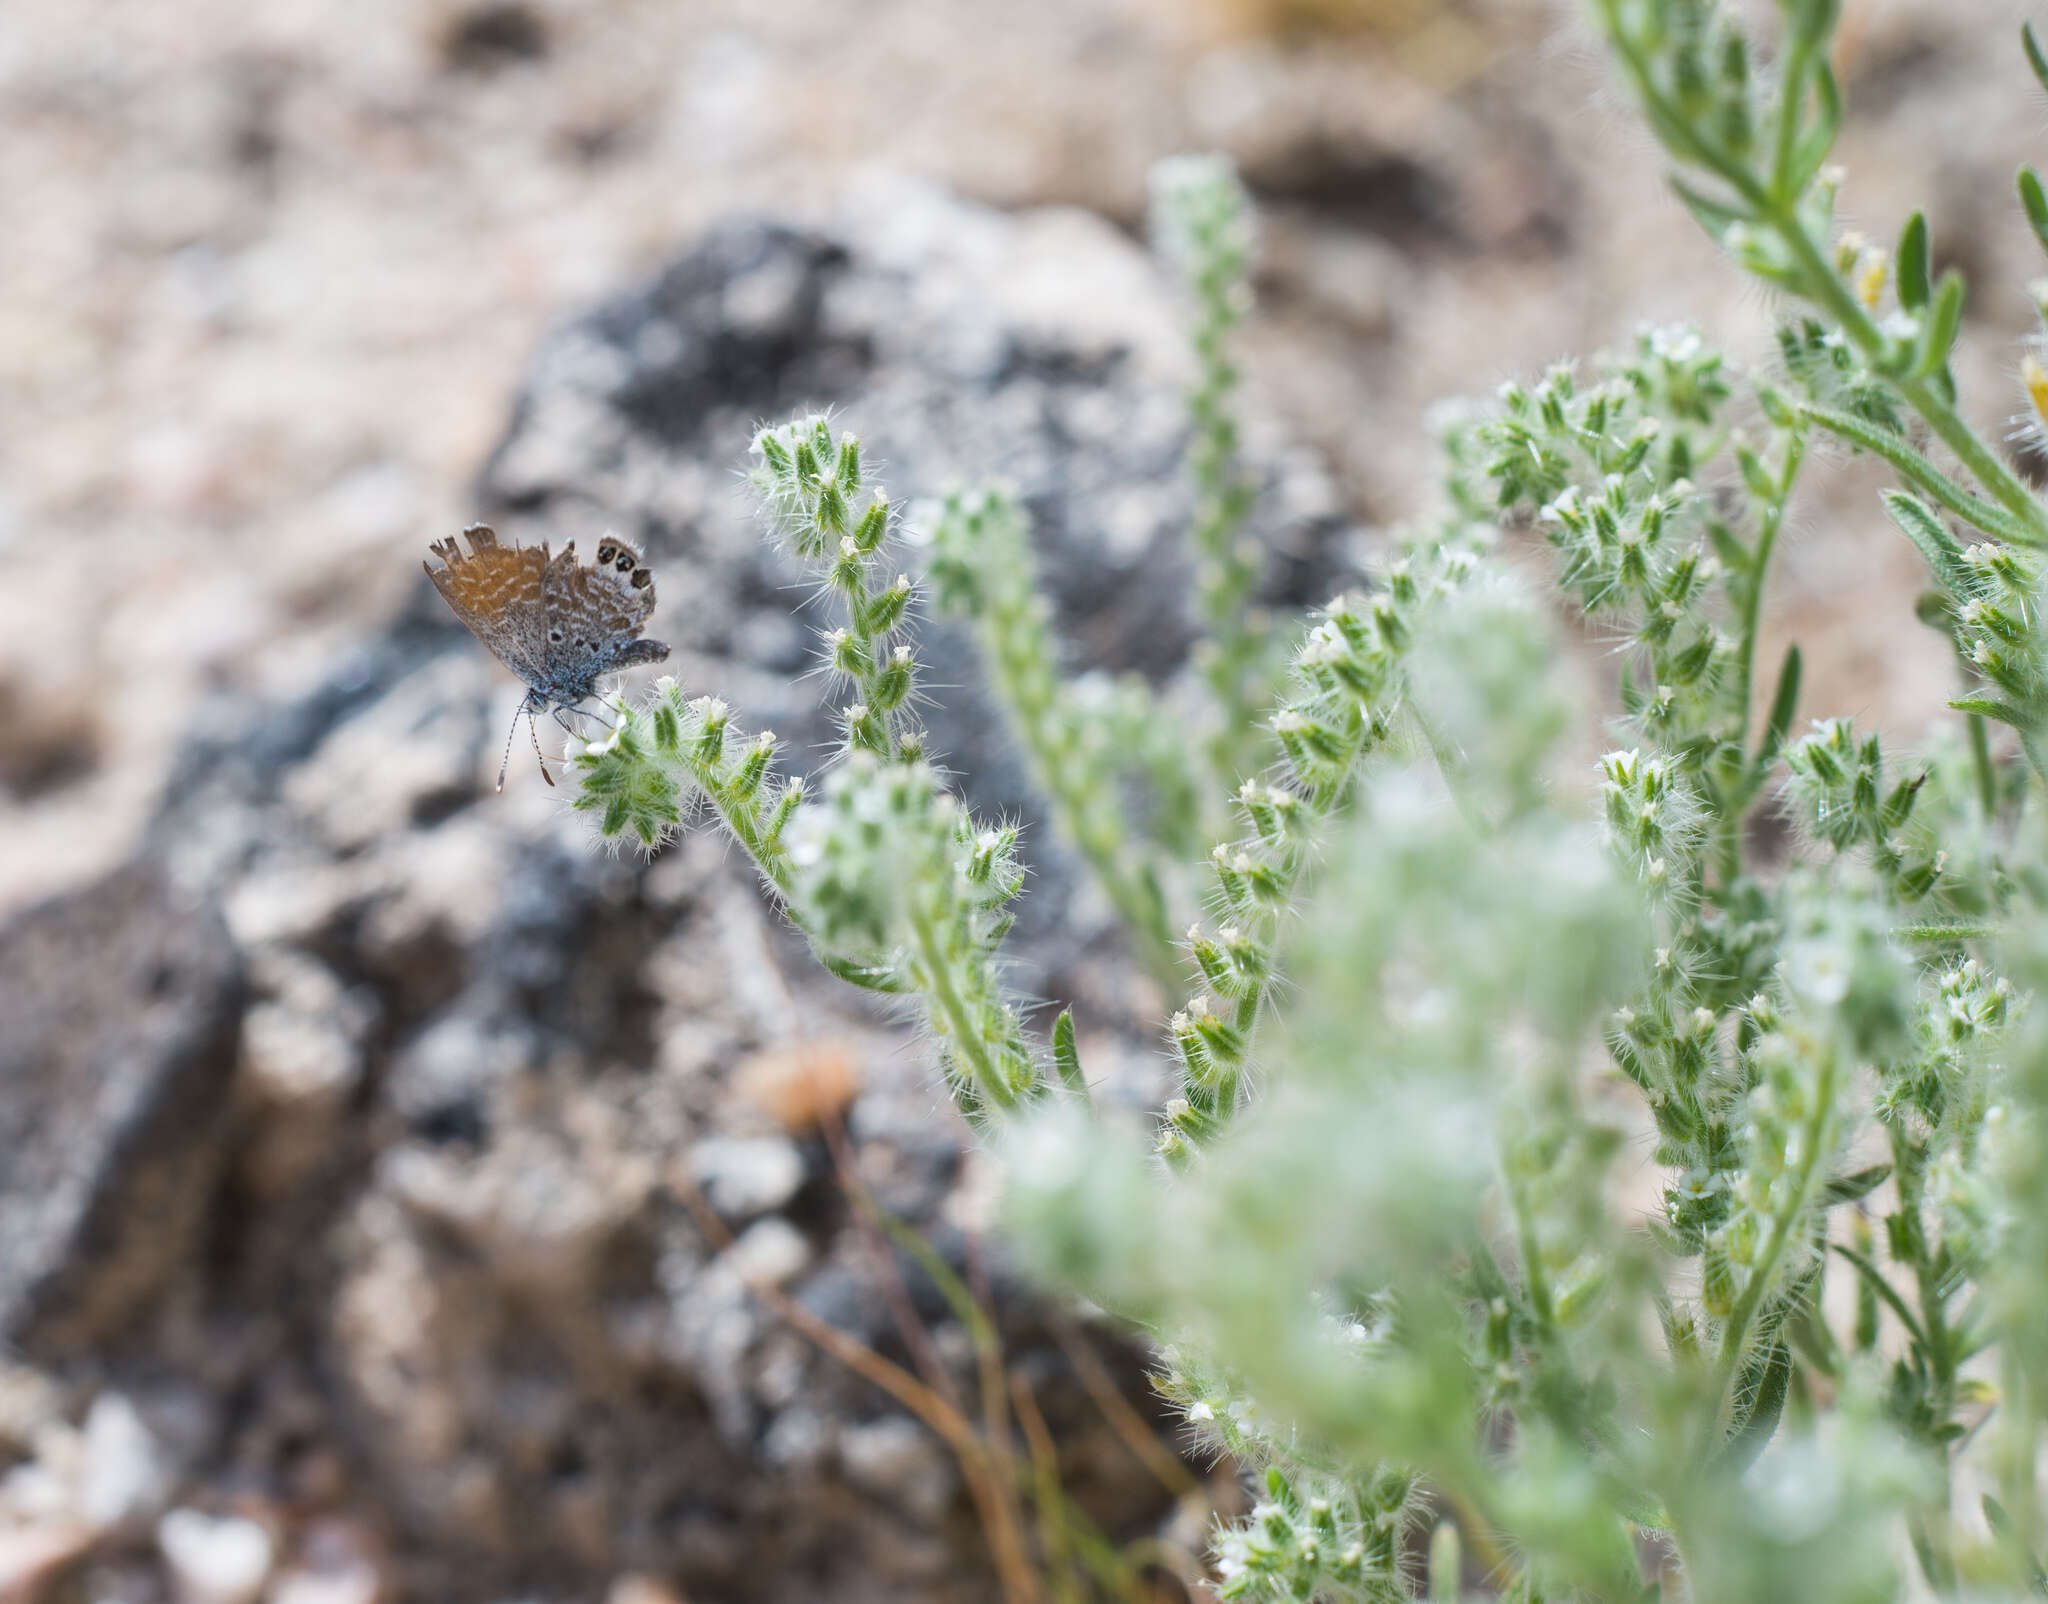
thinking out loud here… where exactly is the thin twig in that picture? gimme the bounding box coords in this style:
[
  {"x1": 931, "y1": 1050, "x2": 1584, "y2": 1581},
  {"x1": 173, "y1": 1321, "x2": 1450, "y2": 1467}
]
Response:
[
  {"x1": 1010, "y1": 1367, "x2": 1081, "y2": 1604},
  {"x1": 1050, "y1": 1318, "x2": 1201, "y2": 1499},
  {"x1": 671, "y1": 1173, "x2": 1042, "y2": 1604},
  {"x1": 819, "y1": 1106, "x2": 962, "y2": 1409}
]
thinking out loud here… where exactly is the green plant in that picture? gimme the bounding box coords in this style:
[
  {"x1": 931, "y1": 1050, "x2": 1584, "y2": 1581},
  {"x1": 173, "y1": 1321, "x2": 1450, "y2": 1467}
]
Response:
[{"x1": 568, "y1": 6, "x2": 2048, "y2": 1597}]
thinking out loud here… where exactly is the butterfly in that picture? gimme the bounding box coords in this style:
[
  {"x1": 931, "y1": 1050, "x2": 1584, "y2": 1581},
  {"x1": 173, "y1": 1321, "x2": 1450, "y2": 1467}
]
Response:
[{"x1": 425, "y1": 524, "x2": 670, "y2": 790}]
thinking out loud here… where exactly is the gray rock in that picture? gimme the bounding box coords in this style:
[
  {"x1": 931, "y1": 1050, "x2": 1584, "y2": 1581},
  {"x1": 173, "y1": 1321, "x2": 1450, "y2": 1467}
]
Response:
[
  {"x1": 837, "y1": 1416, "x2": 957, "y2": 1526},
  {"x1": 688, "y1": 1135, "x2": 805, "y2": 1220},
  {"x1": 156, "y1": 1508, "x2": 275, "y2": 1604},
  {"x1": 78, "y1": 1393, "x2": 175, "y2": 1535},
  {"x1": 0, "y1": 863, "x2": 242, "y2": 1353}
]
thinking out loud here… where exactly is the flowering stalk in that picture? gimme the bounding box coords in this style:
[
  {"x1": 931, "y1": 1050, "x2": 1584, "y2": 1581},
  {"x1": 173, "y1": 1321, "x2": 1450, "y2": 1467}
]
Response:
[
  {"x1": 1153, "y1": 155, "x2": 1277, "y2": 789},
  {"x1": 925, "y1": 485, "x2": 1181, "y2": 989},
  {"x1": 785, "y1": 755, "x2": 1046, "y2": 1123},
  {"x1": 1163, "y1": 550, "x2": 1475, "y2": 1158},
  {"x1": 752, "y1": 417, "x2": 924, "y2": 762}
]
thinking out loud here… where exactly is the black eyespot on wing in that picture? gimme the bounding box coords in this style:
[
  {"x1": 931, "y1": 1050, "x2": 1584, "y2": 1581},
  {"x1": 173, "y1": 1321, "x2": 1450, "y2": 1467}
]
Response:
[
  {"x1": 597, "y1": 543, "x2": 616, "y2": 565},
  {"x1": 615, "y1": 553, "x2": 633, "y2": 572},
  {"x1": 629, "y1": 567, "x2": 653, "y2": 590},
  {"x1": 548, "y1": 627, "x2": 563, "y2": 642}
]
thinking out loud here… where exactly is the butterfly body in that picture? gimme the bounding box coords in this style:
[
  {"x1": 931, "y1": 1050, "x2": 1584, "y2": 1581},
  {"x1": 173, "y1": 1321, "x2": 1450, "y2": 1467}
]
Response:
[{"x1": 425, "y1": 523, "x2": 670, "y2": 787}]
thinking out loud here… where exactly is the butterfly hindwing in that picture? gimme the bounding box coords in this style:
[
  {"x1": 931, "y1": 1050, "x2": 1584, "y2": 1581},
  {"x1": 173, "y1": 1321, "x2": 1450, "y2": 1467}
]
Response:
[{"x1": 542, "y1": 535, "x2": 668, "y2": 696}]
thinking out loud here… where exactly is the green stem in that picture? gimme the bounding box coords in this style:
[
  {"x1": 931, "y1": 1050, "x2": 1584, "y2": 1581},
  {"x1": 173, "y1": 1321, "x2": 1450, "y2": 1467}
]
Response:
[
  {"x1": 999, "y1": 677, "x2": 1180, "y2": 986},
  {"x1": 2022, "y1": 725, "x2": 2048, "y2": 792},
  {"x1": 1719, "y1": 430, "x2": 1807, "y2": 887},
  {"x1": 1733, "y1": 436, "x2": 1801, "y2": 751},
  {"x1": 1713, "y1": 813, "x2": 1742, "y2": 894},
  {"x1": 931, "y1": 489, "x2": 1185, "y2": 989},
  {"x1": 905, "y1": 896, "x2": 1017, "y2": 1115},
  {"x1": 1969, "y1": 714, "x2": 1999, "y2": 820},
  {"x1": 1513, "y1": 1185, "x2": 1555, "y2": 1332},
  {"x1": 1887, "y1": 1124, "x2": 1962, "y2": 1575},
  {"x1": 1891, "y1": 1128, "x2": 1955, "y2": 1391},
  {"x1": 1996, "y1": 1351, "x2": 2042, "y2": 1579},
  {"x1": 1599, "y1": 18, "x2": 1772, "y2": 216},
  {"x1": 1768, "y1": 31, "x2": 1818, "y2": 200},
  {"x1": 1704, "y1": 1036, "x2": 1838, "y2": 1447},
  {"x1": 835, "y1": 568, "x2": 919, "y2": 763},
  {"x1": 702, "y1": 773, "x2": 793, "y2": 897}
]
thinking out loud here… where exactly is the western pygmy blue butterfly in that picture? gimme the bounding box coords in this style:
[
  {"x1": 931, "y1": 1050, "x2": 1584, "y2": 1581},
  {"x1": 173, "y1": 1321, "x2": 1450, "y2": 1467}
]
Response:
[{"x1": 425, "y1": 524, "x2": 670, "y2": 790}]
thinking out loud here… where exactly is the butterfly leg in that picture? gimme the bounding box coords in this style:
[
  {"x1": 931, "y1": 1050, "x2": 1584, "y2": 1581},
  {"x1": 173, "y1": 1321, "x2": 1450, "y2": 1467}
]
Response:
[
  {"x1": 552, "y1": 702, "x2": 618, "y2": 739},
  {"x1": 495, "y1": 691, "x2": 554, "y2": 793}
]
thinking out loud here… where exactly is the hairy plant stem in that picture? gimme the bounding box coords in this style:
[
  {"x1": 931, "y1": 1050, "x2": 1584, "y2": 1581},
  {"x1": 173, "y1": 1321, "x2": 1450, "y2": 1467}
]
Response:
[
  {"x1": 927, "y1": 490, "x2": 1181, "y2": 989},
  {"x1": 2022, "y1": 726, "x2": 2048, "y2": 793},
  {"x1": 1968, "y1": 714, "x2": 1999, "y2": 820},
  {"x1": 1703, "y1": 1034, "x2": 1838, "y2": 1450},
  {"x1": 1733, "y1": 435, "x2": 1801, "y2": 755},
  {"x1": 1716, "y1": 431, "x2": 1805, "y2": 888},
  {"x1": 1014, "y1": 729, "x2": 1175, "y2": 992},
  {"x1": 906, "y1": 895, "x2": 1018, "y2": 1115},
  {"x1": 699, "y1": 770, "x2": 792, "y2": 896},
  {"x1": 1888, "y1": 1119, "x2": 1963, "y2": 1587}
]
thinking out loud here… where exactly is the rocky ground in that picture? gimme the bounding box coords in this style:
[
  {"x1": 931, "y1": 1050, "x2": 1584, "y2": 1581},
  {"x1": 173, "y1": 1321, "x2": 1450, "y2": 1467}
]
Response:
[{"x1": 4, "y1": 0, "x2": 2047, "y2": 1600}]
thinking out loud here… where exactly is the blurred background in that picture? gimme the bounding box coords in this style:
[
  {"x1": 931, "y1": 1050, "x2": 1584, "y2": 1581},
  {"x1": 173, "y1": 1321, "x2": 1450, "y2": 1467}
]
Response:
[
  {"x1": 1, "y1": 1, "x2": 2044, "y2": 1601},
  {"x1": 8, "y1": 0, "x2": 2046, "y2": 915}
]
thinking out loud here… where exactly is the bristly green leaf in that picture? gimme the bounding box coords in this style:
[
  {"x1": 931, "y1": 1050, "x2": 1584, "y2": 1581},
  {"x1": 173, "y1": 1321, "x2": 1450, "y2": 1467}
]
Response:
[
  {"x1": 1802, "y1": 402, "x2": 2042, "y2": 546},
  {"x1": 1670, "y1": 174, "x2": 1750, "y2": 237},
  {"x1": 1820, "y1": 1163, "x2": 1891, "y2": 1204},
  {"x1": 1757, "y1": 643, "x2": 1803, "y2": 768},
  {"x1": 1913, "y1": 270, "x2": 1966, "y2": 379},
  {"x1": 1981, "y1": 1493, "x2": 2048, "y2": 1595},
  {"x1": 1895, "y1": 212, "x2": 1930, "y2": 311},
  {"x1": 1882, "y1": 490, "x2": 1975, "y2": 597},
  {"x1": 1708, "y1": 516, "x2": 1752, "y2": 574},
  {"x1": 1713, "y1": 1337, "x2": 1792, "y2": 1474},
  {"x1": 1950, "y1": 694, "x2": 2034, "y2": 727},
  {"x1": 2026, "y1": 21, "x2": 2048, "y2": 100},
  {"x1": 816, "y1": 952, "x2": 909, "y2": 994},
  {"x1": 2020, "y1": 166, "x2": 2048, "y2": 259},
  {"x1": 1051, "y1": 1008, "x2": 1088, "y2": 1100},
  {"x1": 1787, "y1": 61, "x2": 1843, "y2": 198},
  {"x1": 1832, "y1": 1241, "x2": 1928, "y2": 1349}
]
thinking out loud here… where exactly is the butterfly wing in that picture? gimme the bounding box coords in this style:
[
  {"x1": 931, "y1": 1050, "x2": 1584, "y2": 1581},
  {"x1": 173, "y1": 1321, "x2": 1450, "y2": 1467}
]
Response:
[
  {"x1": 425, "y1": 525, "x2": 555, "y2": 692},
  {"x1": 540, "y1": 535, "x2": 670, "y2": 699}
]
